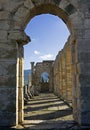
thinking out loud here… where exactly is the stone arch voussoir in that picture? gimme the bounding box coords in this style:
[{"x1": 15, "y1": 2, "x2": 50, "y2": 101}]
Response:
[{"x1": 12, "y1": 0, "x2": 84, "y2": 40}]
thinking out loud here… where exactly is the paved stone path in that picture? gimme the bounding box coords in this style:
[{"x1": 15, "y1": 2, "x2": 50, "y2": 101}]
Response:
[
  {"x1": 22, "y1": 93, "x2": 81, "y2": 130},
  {"x1": 0, "y1": 93, "x2": 84, "y2": 130}
]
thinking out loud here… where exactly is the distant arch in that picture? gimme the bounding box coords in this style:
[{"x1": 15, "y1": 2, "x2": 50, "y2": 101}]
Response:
[{"x1": 40, "y1": 72, "x2": 49, "y2": 83}]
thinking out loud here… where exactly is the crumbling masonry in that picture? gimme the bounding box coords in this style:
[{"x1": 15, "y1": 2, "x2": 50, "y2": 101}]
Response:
[
  {"x1": 0, "y1": 0, "x2": 90, "y2": 128},
  {"x1": 31, "y1": 60, "x2": 54, "y2": 93}
]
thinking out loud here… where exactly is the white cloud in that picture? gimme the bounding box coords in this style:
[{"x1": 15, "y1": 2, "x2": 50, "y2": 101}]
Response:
[
  {"x1": 39, "y1": 54, "x2": 53, "y2": 60},
  {"x1": 34, "y1": 50, "x2": 40, "y2": 55}
]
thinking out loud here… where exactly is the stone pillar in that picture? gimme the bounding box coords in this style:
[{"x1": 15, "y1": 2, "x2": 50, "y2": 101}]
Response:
[
  {"x1": 0, "y1": 26, "x2": 30, "y2": 126},
  {"x1": 0, "y1": 38, "x2": 18, "y2": 126},
  {"x1": 59, "y1": 52, "x2": 63, "y2": 97},
  {"x1": 54, "y1": 55, "x2": 58, "y2": 95},
  {"x1": 71, "y1": 40, "x2": 78, "y2": 122},
  {"x1": 57, "y1": 53, "x2": 61, "y2": 96},
  {"x1": 65, "y1": 43, "x2": 72, "y2": 102},
  {"x1": 56, "y1": 64, "x2": 59, "y2": 96},
  {"x1": 24, "y1": 85, "x2": 28, "y2": 96},
  {"x1": 72, "y1": 37, "x2": 90, "y2": 126},
  {"x1": 30, "y1": 62, "x2": 34, "y2": 86},
  {"x1": 49, "y1": 65, "x2": 54, "y2": 92},
  {"x1": 53, "y1": 70, "x2": 56, "y2": 94},
  {"x1": 57, "y1": 69, "x2": 60, "y2": 96},
  {"x1": 17, "y1": 44, "x2": 24, "y2": 124},
  {"x1": 54, "y1": 62, "x2": 57, "y2": 95},
  {"x1": 61, "y1": 51, "x2": 67, "y2": 100}
]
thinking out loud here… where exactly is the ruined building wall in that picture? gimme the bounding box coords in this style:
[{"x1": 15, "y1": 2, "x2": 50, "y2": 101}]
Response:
[
  {"x1": 33, "y1": 61, "x2": 54, "y2": 92},
  {"x1": 34, "y1": 62, "x2": 43, "y2": 92},
  {"x1": 54, "y1": 37, "x2": 73, "y2": 103}
]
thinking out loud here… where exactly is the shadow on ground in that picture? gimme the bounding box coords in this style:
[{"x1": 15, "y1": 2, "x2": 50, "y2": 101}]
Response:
[{"x1": 1, "y1": 93, "x2": 90, "y2": 130}]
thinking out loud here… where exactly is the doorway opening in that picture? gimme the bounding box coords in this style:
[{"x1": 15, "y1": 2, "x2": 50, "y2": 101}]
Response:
[
  {"x1": 23, "y1": 14, "x2": 74, "y2": 129},
  {"x1": 40, "y1": 72, "x2": 49, "y2": 93}
]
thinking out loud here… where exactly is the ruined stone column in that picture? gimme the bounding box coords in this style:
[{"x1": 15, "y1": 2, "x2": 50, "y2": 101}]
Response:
[
  {"x1": 65, "y1": 43, "x2": 72, "y2": 103},
  {"x1": 53, "y1": 67, "x2": 56, "y2": 94},
  {"x1": 53, "y1": 61, "x2": 58, "y2": 95},
  {"x1": 61, "y1": 50, "x2": 67, "y2": 100},
  {"x1": 30, "y1": 62, "x2": 35, "y2": 86},
  {"x1": 57, "y1": 53, "x2": 61, "y2": 97},
  {"x1": 59, "y1": 52, "x2": 63, "y2": 97},
  {"x1": 17, "y1": 44, "x2": 24, "y2": 124}
]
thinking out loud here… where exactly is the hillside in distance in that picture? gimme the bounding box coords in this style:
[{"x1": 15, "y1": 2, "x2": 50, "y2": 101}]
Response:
[{"x1": 24, "y1": 69, "x2": 31, "y2": 85}]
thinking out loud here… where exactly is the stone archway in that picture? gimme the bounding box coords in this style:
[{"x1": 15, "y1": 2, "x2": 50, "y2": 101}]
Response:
[
  {"x1": 40, "y1": 72, "x2": 49, "y2": 92},
  {"x1": 0, "y1": 0, "x2": 90, "y2": 127}
]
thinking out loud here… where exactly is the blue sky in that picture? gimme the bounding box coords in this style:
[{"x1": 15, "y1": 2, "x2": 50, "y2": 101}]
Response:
[{"x1": 24, "y1": 14, "x2": 70, "y2": 69}]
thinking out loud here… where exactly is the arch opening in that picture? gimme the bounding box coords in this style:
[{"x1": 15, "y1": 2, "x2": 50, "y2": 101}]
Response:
[
  {"x1": 40, "y1": 72, "x2": 49, "y2": 83},
  {"x1": 15, "y1": 1, "x2": 89, "y2": 128},
  {"x1": 23, "y1": 12, "x2": 73, "y2": 126},
  {"x1": 24, "y1": 14, "x2": 70, "y2": 69},
  {"x1": 23, "y1": 3, "x2": 72, "y2": 33}
]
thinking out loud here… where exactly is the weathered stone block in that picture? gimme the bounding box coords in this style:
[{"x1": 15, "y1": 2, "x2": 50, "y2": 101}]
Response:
[
  {"x1": 0, "y1": 112, "x2": 16, "y2": 126},
  {"x1": 85, "y1": 29, "x2": 90, "y2": 38},
  {"x1": 81, "y1": 100, "x2": 90, "y2": 112},
  {"x1": 4, "y1": 1, "x2": 23, "y2": 13},
  {"x1": 0, "y1": 21, "x2": 10, "y2": 30},
  {"x1": 0, "y1": 11, "x2": 11, "y2": 20},
  {"x1": 79, "y1": 111, "x2": 90, "y2": 125},
  {"x1": 24, "y1": 0, "x2": 34, "y2": 9},
  {"x1": 8, "y1": 31, "x2": 23, "y2": 40},
  {"x1": 0, "y1": 3, "x2": 3, "y2": 11},
  {"x1": 59, "y1": 0, "x2": 69, "y2": 10},
  {"x1": 0, "y1": 61, "x2": 16, "y2": 87},
  {"x1": 77, "y1": 63, "x2": 90, "y2": 75},
  {"x1": 65, "y1": 4, "x2": 76, "y2": 15},
  {"x1": 13, "y1": 21, "x2": 23, "y2": 30},
  {"x1": 8, "y1": 31, "x2": 30, "y2": 44},
  {"x1": 0, "y1": 43, "x2": 18, "y2": 59},
  {"x1": 78, "y1": 52, "x2": 90, "y2": 63},
  {"x1": 76, "y1": 39, "x2": 90, "y2": 52},
  {"x1": 78, "y1": 74, "x2": 90, "y2": 86},
  {"x1": 84, "y1": 6, "x2": 90, "y2": 18},
  {"x1": 0, "y1": 87, "x2": 16, "y2": 126},
  {"x1": 0, "y1": 88, "x2": 16, "y2": 110},
  {"x1": 15, "y1": 6, "x2": 29, "y2": 19},
  {"x1": 0, "y1": 31, "x2": 7, "y2": 40},
  {"x1": 85, "y1": 19, "x2": 90, "y2": 28},
  {"x1": 78, "y1": 86, "x2": 90, "y2": 100},
  {"x1": 53, "y1": 0, "x2": 61, "y2": 5},
  {"x1": 0, "y1": 75, "x2": 16, "y2": 87},
  {"x1": 69, "y1": 11, "x2": 84, "y2": 27},
  {"x1": 74, "y1": 29, "x2": 84, "y2": 38}
]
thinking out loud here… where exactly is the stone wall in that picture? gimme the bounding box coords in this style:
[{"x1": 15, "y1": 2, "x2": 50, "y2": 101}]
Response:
[
  {"x1": 54, "y1": 37, "x2": 73, "y2": 103},
  {"x1": 32, "y1": 60, "x2": 54, "y2": 93}
]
